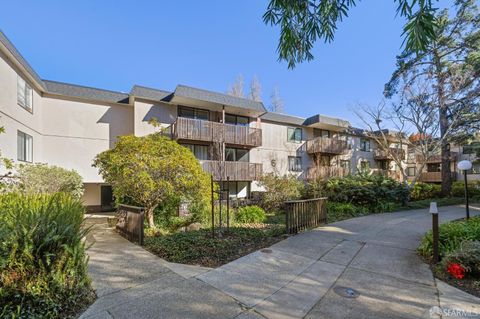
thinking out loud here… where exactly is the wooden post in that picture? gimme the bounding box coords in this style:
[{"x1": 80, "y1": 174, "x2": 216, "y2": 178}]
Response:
[
  {"x1": 211, "y1": 175, "x2": 215, "y2": 238},
  {"x1": 432, "y1": 213, "x2": 439, "y2": 263}
]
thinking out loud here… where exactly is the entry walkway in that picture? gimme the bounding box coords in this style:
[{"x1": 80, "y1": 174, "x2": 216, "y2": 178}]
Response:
[{"x1": 81, "y1": 205, "x2": 480, "y2": 319}]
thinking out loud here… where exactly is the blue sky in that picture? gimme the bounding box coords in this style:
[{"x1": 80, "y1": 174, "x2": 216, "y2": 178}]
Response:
[{"x1": 1, "y1": 1, "x2": 453, "y2": 126}]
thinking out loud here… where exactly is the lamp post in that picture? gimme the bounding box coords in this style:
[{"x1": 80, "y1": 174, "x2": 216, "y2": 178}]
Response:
[
  {"x1": 457, "y1": 160, "x2": 473, "y2": 220},
  {"x1": 430, "y1": 202, "x2": 439, "y2": 263}
]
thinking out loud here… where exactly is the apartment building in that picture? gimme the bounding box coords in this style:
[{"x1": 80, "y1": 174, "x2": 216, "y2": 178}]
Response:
[{"x1": 3, "y1": 30, "x2": 473, "y2": 212}]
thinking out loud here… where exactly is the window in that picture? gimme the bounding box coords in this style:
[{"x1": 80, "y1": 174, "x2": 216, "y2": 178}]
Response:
[
  {"x1": 427, "y1": 163, "x2": 441, "y2": 172},
  {"x1": 220, "y1": 181, "x2": 250, "y2": 198},
  {"x1": 313, "y1": 129, "x2": 330, "y2": 138},
  {"x1": 340, "y1": 160, "x2": 350, "y2": 173},
  {"x1": 287, "y1": 127, "x2": 302, "y2": 143},
  {"x1": 467, "y1": 162, "x2": 480, "y2": 174},
  {"x1": 225, "y1": 148, "x2": 249, "y2": 162},
  {"x1": 360, "y1": 138, "x2": 371, "y2": 152},
  {"x1": 378, "y1": 160, "x2": 388, "y2": 170},
  {"x1": 463, "y1": 143, "x2": 480, "y2": 155},
  {"x1": 17, "y1": 76, "x2": 33, "y2": 111},
  {"x1": 17, "y1": 130, "x2": 33, "y2": 162},
  {"x1": 181, "y1": 144, "x2": 209, "y2": 160},
  {"x1": 288, "y1": 156, "x2": 302, "y2": 172},
  {"x1": 178, "y1": 106, "x2": 209, "y2": 121},
  {"x1": 407, "y1": 167, "x2": 416, "y2": 176},
  {"x1": 225, "y1": 114, "x2": 249, "y2": 126}
]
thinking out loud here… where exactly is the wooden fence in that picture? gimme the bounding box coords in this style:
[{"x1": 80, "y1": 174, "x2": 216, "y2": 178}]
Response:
[
  {"x1": 116, "y1": 204, "x2": 145, "y2": 245},
  {"x1": 284, "y1": 198, "x2": 327, "y2": 234}
]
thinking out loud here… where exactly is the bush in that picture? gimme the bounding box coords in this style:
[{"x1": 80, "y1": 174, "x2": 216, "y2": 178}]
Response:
[
  {"x1": 451, "y1": 181, "x2": 480, "y2": 198},
  {"x1": 323, "y1": 173, "x2": 409, "y2": 211},
  {"x1": 15, "y1": 163, "x2": 84, "y2": 199},
  {"x1": 258, "y1": 173, "x2": 304, "y2": 212},
  {"x1": 410, "y1": 182, "x2": 441, "y2": 201},
  {"x1": 326, "y1": 202, "x2": 368, "y2": 223},
  {"x1": 442, "y1": 241, "x2": 480, "y2": 278},
  {"x1": 418, "y1": 216, "x2": 480, "y2": 260},
  {"x1": 235, "y1": 205, "x2": 267, "y2": 223},
  {"x1": 0, "y1": 193, "x2": 94, "y2": 318}
]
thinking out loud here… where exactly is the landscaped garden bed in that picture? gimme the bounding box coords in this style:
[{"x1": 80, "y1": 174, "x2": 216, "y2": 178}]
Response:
[{"x1": 418, "y1": 216, "x2": 480, "y2": 297}]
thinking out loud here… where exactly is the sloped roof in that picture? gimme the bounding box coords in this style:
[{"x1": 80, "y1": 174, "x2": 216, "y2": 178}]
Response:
[
  {"x1": 174, "y1": 85, "x2": 266, "y2": 112},
  {"x1": 44, "y1": 80, "x2": 130, "y2": 104},
  {"x1": 130, "y1": 85, "x2": 172, "y2": 101},
  {"x1": 0, "y1": 30, "x2": 46, "y2": 90},
  {"x1": 260, "y1": 112, "x2": 306, "y2": 126}
]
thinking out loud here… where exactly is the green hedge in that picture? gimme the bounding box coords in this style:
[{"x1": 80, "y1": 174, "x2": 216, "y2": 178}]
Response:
[
  {"x1": 235, "y1": 205, "x2": 266, "y2": 223},
  {"x1": 410, "y1": 182, "x2": 441, "y2": 201},
  {"x1": 418, "y1": 216, "x2": 480, "y2": 260},
  {"x1": 451, "y1": 181, "x2": 480, "y2": 198},
  {"x1": 0, "y1": 193, "x2": 94, "y2": 318}
]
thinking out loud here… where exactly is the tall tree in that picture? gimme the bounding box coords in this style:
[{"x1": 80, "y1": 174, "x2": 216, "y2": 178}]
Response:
[
  {"x1": 263, "y1": 0, "x2": 439, "y2": 68},
  {"x1": 385, "y1": 0, "x2": 480, "y2": 195},
  {"x1": 248, "y1": 75, "x2": 263, "y2": 101},
  {"x1": 227, "y1": 74, "x2": 245, "y2": 98},
  {"x1": 270, "y1": 86, "x2": 285, "y2": 113}
]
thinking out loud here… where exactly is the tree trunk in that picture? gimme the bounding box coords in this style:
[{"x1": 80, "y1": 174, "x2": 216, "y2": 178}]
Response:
[
  {"x1": 433, "y1": 49, "x2": 452, "y2": 196},
  {"x1": 146, "y1": 207, "x2": 155, "y2": 228}
]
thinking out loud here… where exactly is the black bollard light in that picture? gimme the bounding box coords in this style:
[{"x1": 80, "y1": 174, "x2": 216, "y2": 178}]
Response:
[
  {"x1": 457, "y1": 160, "x2": 472, "y2": 220},
  {"x1": 430, "y1": 202, "x2": 439, "y2": 263}
]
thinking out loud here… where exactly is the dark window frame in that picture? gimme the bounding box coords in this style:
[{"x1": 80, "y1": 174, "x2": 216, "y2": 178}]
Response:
[
  {"x1": 288, "y1": 156, "x2": 302, "y2": 172},
  {"x1": 178, "y1": 106, "x2": 210, "y2": 121},
  {"x1": 287, "y1": 127, "x2": 302, "y2": 143}
]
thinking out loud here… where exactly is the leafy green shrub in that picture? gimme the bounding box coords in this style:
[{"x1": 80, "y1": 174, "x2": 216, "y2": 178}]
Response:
[
  {"x1": 235, "y1": 205, "x2": 267, "y2": 223},
  {"x1": 418, "y1": 216, "x2": 480, "y2": 260},
  {"x1": 258, "y1": 173, "x2": 304, "y2": 211},
  {"x1": 410, "y1": 182, "x2": 441, "y2": 201},
  {"x1": 323, "y1": 174, "x2": 409, "y2": 210},
  {"x1": 442, "y1": 241, "x2": 480, "y2": 278},
  {"x1": 451, "y1": 181, "x2": 480, "y2": 198},
  {"x1": 15, "y1": 163, "x2": 84, "y2": 199},
  {"x1": 326, "y1": 202, "x2": 368, "y2": 223},
  {"x1": 0, "y1": 193, "x2": 94, "y2": 318}
]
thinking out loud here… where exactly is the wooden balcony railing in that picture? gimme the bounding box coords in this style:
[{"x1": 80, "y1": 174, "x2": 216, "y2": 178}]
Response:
[
  {"x1": 200, "y1": 161, "x2": 262, "y2": 181},
  {"x1": 306, "y1": 166, "x2": 349, "y2": 180},
  {"x1": 373, "y1": 148, "x2": 405, "y2": 161},
  {"x1": 417, "y1": 171, "x2": 457, "y2": 182},
  {"x1": 171, "y1": 117, "x2": 262, "y2": 147},
  {"x1": 306, "y1": 137, "x2": 348, "y2": 154},
  {"x1": 415, "y1": 152, "x2": 458, "y2": 163}
]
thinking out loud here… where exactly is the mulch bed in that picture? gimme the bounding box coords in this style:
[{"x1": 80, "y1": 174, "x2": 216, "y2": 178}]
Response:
[
  {"x1": 144, "y1": 224, "x2": 288, "y2": 268},
  {"x1": 432, "y1": 264, "x2": 480, "y2": 298}
]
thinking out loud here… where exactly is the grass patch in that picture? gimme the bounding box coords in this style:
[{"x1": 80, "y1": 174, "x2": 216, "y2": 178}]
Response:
[{"x1": 144, "y1": 225, "x2": 286, "y2": 267}]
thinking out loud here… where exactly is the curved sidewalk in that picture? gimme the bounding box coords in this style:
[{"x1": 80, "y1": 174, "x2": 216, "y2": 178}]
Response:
[{"x1": 81, "y1": 205, "x2": 480, "y2": 319}]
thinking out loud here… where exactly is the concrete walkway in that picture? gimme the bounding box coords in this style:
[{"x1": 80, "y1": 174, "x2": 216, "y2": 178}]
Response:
[{"x1": 81, "y1": 205, "x2": 480, "y2": 319}]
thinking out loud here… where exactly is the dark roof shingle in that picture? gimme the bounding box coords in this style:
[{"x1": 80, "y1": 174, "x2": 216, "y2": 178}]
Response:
[
  {"x1": 260, "y1": 112, "x2": 305, "y2": 126},
  {"x1": 43, "y1": 80, "x2": 130, "y2": 104},
  {"x1": 130, "y1": 85, "x2": 172, "y2": 101}
]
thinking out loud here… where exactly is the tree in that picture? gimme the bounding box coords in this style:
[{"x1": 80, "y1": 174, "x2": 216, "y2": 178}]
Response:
[
  {"x1": 385, "y1": 0, "x2": 480, "y2": 195},
  {"x1": 0, "y1": 125, "x2": 13, "y2": 189},
  {"x1": 263, "y1": 0, "x2": 439, "y2": 68},
  {"x1": 248, "y1": 75, "x2": 262, "y2": 101},
  {"x1": 270, "y1": 86, "x2": 285, "y2": 113},
  {"x1": 93, "y1": 134, "x2": 210, "y2": 227},
  {"x1": 227, "y1": 74, "x2": 245, "y2": 98},
  {"x1": 15, "y1": 163, "x2": 84, "y2": 198}
]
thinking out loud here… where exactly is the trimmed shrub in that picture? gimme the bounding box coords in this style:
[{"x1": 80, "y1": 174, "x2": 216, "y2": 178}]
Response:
[
  {"x1": 451, "y1": 181, "x2": 480, "y2": 198},
  {"x1": 326, "y1": 202, "x2": 369, "y2": 223},
  {"x1": 15, "y1": 163, "x2": 84, "y2": 199},
  {"x1": 441, "y1": 241, "x2": 480, "y2": 278},
  {"x1": 323, "y1": 173, "x2": 409, "y2": 211},
  {"x1": 0, "y1": 193, "x2": 94, "y2": 318},
  {"x1": 410, "y1": 182, "x2": 441, "y2": 201},
  {"x1": 235, "y1": 205, "x2": 267, "y2": 223},
  {"x1": 418, "y1": 216, "x2": 480, "y2": 260},
  {"x1": 258, "y1": 173, "x2": 304, "y2": 212}
]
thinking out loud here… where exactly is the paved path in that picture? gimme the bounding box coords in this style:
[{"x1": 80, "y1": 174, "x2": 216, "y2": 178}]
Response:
[{"x1": 81, "y1": 205, "x2": 480, "y2": 319}]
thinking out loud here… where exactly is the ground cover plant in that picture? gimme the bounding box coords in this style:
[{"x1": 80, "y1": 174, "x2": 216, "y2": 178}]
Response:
[
  {"x1": 0, "y1": 193, "x2": 94, "y2": 318},
  {"x1": 418, "y1": 217, "x2": 480, "y2": 297}
]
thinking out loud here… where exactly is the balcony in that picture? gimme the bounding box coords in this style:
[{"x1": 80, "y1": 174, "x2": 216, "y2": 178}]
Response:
[
  {"x1": 415, "y1": 152, "x2": 458, "y2": 163},
  {"x1": 306, "y1": 166, "x2": 349, "y2": 180},
  {"x1": 371, "y1": 169, "x2": 402, "y2": 180},
  {"x1": 416, "y1": 171, "x2": 457, "y2": 182},
  {"x1": 172, "y1": 117, "x2": 262, "y2": 147},
  {"x1": 306, "y1": 137, "x2": 348, "y2": 155},
  {"x1": 373, "y1": 148, "x2": 405, "y2": 161},
  {"x1": 200, "y1": 160, "x2": 262, "y2": 181}
]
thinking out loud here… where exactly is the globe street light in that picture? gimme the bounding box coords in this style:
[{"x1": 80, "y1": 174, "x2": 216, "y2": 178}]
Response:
[{"x1": 457, "y1": 160, "x2": 473, "y2": 220}]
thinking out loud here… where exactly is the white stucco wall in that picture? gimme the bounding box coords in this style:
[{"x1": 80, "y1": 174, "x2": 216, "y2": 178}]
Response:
[{"x1": 134, "y1": 100, "x2": 177, "y2": 136}]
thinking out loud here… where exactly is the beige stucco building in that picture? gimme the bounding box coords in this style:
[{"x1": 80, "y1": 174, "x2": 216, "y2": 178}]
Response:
[{"x1": 1, "y1": 30, "x2": 477, "y2": 211}]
